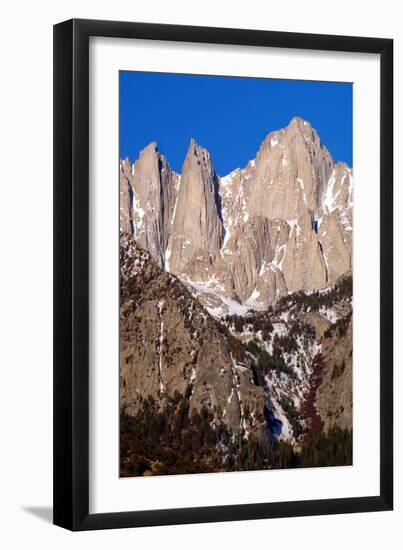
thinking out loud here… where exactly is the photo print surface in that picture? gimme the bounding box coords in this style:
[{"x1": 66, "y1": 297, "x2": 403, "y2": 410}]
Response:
[{"x1": 119, "y1": 72, "x2": 353, "y2": 477}]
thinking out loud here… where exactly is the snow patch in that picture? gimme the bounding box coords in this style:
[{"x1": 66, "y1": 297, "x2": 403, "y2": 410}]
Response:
[
  {"x1": 157, "y1": 300, "x2": 165, "y2": 392},
  {"x1": 250, "y1": 288, "x2": 260, "y2": 301},
  {"x1": 164, "y1": 247, "x2": 171, "y2": 271},
  {"x1": 171, "y1": 175, "x2": 181, "y2": 224},
  {"x1": 273, "y1": 243, "x2": 287, "y2": 270},
  {"x1": 318, "y1": 306, "x2": 339, "y2": 323},
  {"x1": 323, "y1": 169, "x2": 336, "y2": 214},
  {"x1": 227, "y1": 387, "x2": 234, "y2": 404},
  {"x1": 297, "y1": 177, "x2": 308, "y2": 206},
  {"x1": 264, "y1": 376, "x2": 293, "y2": 441}
]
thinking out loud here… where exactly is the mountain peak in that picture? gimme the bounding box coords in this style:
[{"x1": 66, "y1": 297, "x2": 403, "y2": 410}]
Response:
[
  {"x1": 184, "y1": 138, "x2": 214, "y2": 172},
  {"x1": 288, "y1": 116, "x2": 310, "y2": 129},
  {"x1": 259, "y1": 117, "x2": 312, "y2": 151},
  {"x1": 121, "y1": 120, "x2": 351, "y2": 307},
  {"x1": 141, "y1": 140, "x2": 158, "y2": 154},
  {"x1": 188, "y1": 137, "x2": 208, "y2": 154}
]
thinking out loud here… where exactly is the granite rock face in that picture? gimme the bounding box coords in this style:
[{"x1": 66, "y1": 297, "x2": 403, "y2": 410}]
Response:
[
  {"x1": 244, "y1": 116, "x2": 333, "y2": 221},
  {"x1": 120, "y1": 118, "x2": 352, "y2": 313},
  {"x1": 166, "y1": 139, "x2": 223, "y2": 274},
  {"x1": 120, "y1": 142, "x2": 180, "y2": 269}
]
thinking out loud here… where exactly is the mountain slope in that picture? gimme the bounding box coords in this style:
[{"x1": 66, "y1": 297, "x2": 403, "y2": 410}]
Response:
[
  {"x1": 222, "y1": 273, "x2": 353, "y2": 446},
  {"x1": 120, "y1": 234, "x2": 266, "y2": 439},
  {"x1": 119, "y1": 234, "x2": 352, "y2": 474}
]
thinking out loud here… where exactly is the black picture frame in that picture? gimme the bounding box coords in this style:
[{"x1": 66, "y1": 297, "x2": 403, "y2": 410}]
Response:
[{"x1": 53, "y1": 18, "x2": 393, "y2": 531}]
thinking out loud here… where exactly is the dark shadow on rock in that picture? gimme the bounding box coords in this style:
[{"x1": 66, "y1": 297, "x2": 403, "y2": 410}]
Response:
[{"x1": 22, "y1": 506, "x2": 53, "y2": 524}]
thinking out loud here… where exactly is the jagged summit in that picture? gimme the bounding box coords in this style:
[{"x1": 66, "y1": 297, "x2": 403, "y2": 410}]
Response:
[
  {"x1": 188, "y1": 136, "x2": 202, "y2": 149},
  {"x1": 184, "y1": 138, "x2": 215, "y2": 174},
  {"x1": 120, "y1": 119, "x2": 352, "y2": 313},
  {"x1": 288, "y1": 115, "x2": 311, "y2": 128},
  {"x1": 142, "y1": 140, "x2": 158, "y2": 151},
  {"x1": 168, "y1": 134, "x2": 223, "y2": 274},
  {"x1": 184, "y1": 137, "x2": 213, "y2": 165}
]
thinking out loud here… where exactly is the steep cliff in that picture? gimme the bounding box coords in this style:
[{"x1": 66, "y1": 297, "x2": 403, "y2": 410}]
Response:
[{"x1": 120, "y1": 118, "x2": 352, "y2": 312}]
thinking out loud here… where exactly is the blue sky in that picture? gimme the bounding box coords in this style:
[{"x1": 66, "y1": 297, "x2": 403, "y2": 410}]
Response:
[{"x1": 120, "y1": 71, "x2": 352, "y2": 176}]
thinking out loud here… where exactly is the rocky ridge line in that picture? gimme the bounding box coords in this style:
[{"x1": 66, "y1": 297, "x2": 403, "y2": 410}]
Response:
[{"x1": 120, "y1": 117, "x2": 352, "y2": 315}]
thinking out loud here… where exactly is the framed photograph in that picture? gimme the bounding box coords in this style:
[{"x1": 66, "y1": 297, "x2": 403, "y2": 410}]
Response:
[{"x1": 53, "y1": 19, "x2": 393, "y2": 530}]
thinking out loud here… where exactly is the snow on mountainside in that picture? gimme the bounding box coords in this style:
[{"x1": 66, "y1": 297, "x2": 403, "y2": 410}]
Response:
[
  {"x1": 120, "y1": 232, "x2": 352, "y2": 455},
  {"x1": 120, "y1": 117, "x2": 352, "y2": 316},
  {"x1": 119, "y1": 117, "x2": 353, "y2": 474},
  {"x1": 219, "y1": 273, "x2": 352, "y2": 444}
]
